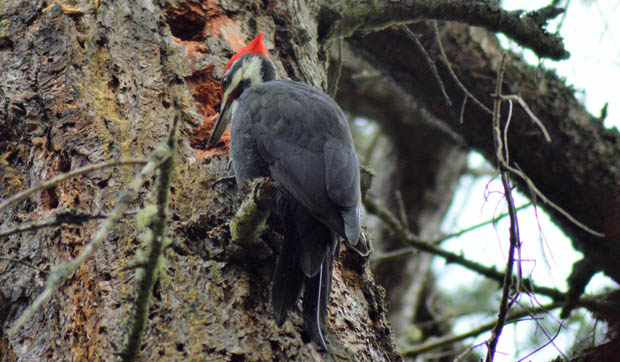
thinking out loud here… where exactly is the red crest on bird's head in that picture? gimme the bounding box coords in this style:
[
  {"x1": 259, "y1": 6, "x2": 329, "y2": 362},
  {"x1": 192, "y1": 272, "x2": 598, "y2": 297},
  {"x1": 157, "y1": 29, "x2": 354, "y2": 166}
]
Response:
[{"x1": 223, "y1": 33, "x2": 270, "y2": 72}]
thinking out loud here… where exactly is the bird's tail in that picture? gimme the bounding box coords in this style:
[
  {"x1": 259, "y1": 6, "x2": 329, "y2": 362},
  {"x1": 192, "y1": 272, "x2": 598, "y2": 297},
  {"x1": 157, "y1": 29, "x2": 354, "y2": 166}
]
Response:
[
  {"x1": 272, "y1": 231, "x2": 304, "y2": 325},
  {"x1": 272, "y1": 194, "x2": 337, "y2": 349},
  {"x1": 302, "y1": 240, "x2": 334, "y2": 350}
]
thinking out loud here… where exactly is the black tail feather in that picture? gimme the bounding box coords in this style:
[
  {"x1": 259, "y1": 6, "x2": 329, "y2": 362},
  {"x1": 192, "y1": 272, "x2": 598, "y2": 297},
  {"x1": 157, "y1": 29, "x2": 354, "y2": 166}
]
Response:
[
  {"x1": 272, "y1": 191, "x2": 338, "y2": 349},
  {"x1": 272, "y1": 232, "x2": 304, "y2": 325},
  {"x1": 302, "y1": 241, "x2": 334, "y2": 350}
]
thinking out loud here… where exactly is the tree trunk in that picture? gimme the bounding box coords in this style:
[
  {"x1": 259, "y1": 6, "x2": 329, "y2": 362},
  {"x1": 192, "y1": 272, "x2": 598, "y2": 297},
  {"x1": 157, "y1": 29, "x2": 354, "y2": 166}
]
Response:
[
  {"x1": 2, "y1": 0, "x2": 619, "y2": 360},
  {"x1": 1, "y1": 0, "x2": 400, "y2": 360}
]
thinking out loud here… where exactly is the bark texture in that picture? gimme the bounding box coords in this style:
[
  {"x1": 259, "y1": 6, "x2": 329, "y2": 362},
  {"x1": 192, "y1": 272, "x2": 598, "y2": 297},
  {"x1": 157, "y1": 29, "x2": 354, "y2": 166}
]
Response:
[
  {"x1": 1, "y1": 0, "x2": 400, "y2": 360},
  {"x1": 1, "y1": 0, "x2": 619, "y2": 360}
]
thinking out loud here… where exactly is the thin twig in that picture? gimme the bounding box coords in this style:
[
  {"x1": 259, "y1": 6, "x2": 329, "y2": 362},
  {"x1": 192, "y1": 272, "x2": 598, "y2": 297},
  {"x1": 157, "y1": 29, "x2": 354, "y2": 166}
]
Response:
[
  {"x1": 120, "y1": 115, "x2": 178, "y2": 361},
  {"x1": 402, "y1": 300, "x2": 564, "y2": 357},
  {"x1": 433, "y1": 21, "x2": 493, "y2": 115},
  {"x1": 401, "y1": 25, "x2": 452, "y2": 107},
  {"x1": 503, "y1": 99, "x2": 514, "y2": 164},
  {"x1": 513, "y1": 298, "x2": 568, "y2": 361},
  {"x1": 486, "y1": 52, "x2": 519, "y2": 362},
  {"x1": 507, "y1": 163, "x2": 604, "y2": 237},
  {"x1": 0, "y1": 159, "x2": 147, "y2": 211},
  {"x1": 371, "y1": 247, "x2": 417, "y2": 263},
  {"x1": 500, "y1": 94, "x2": 551, "y2": 142},
  {"x1": 371, "y1": 203, "x2": 532, "y2": 263},
  {"x1": 364, "y1": 196, "x2": 562, "y2": 301},
  {"x1": 0, "y1": 256, "x2": 48, "y2": 275},
  {"x1": 394, "y1": 190, "x2": 409, "y2": 230},
  {"x1": 459, "y1": 95, "x2": 468, "y2": 124},
  {"x1": 8, "y1": 152, "x2": 170, "y2": 336},
  {"x1": 454, "y1": 342, "x2": 487, "y2": 362},
  {"x1": 433, "y1": 203, "x2": 531, "y2": 244},
  {"x1": 0, "y1": 209, "x2": 111, "y2": 239},
  {"x1": 328, "y1": 37, "x2": 344, "y2": 98}
]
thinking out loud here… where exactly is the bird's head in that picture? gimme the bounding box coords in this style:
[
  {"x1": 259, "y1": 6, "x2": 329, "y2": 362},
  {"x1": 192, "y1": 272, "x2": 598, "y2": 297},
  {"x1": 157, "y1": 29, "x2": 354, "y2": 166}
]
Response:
[{"x1": 207, "y1": 33, "x2": 277, "y2": 148}]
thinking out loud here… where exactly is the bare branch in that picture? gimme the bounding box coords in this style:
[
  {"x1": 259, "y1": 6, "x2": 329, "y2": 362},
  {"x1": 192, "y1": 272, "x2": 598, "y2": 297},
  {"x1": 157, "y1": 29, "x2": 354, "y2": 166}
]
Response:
[
  {"x1": 506, "y1": 164, "x2": 604, "y2": 237},
  {"x1": 400, "y1": 25, "x2": 451, "y2": 107},
  {"x1": 0, "y1": 159, "x2": 147, "y2": 212},
  {"x1": 328, "y1": 37, "x2": 344, "y2": 98},
  {"x1": 8, "y1": 151, "x2": 170, "y2": 336},
  {"x1": 0, "y1": 256, "x2": 48, "y2": 275},
  {"x1": 433, "y1": 21, "x2": 492, "y2": 115},
  {"x1": 370, "y1": 203, "x2": 532, "y2": 263},
  {"x1": 436, "y1": 203, "x2": 532, "y2": 244},
  {"x1": 486, "y1": 53, "x2": 520, "y2": 362},
  {"x1": 500, "y1": 94, "x2": 551, "y2": 142},
  {"x1": 364, "y1": 196, "x2": 563, "y2": 301},
  {"x1": 324, "y1": 1, "x2": 568, "y2": 59},
  {"x1": 120, "y1": 115, "x2": 179, "y2": 361},
  {"x1": 402, "y1": 300, "x2": 564, "y2": 358},
  {"x1": 0, "y1": 209, "x2": 139, "y2": 239}
]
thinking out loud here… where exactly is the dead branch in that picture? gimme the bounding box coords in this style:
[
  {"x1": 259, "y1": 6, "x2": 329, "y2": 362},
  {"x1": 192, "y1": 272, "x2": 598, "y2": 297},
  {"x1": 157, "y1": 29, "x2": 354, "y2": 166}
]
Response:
[
  {"x1": 8, "y1": 149, "x2": 171, "y2": 336},
  {"x1": 364, "y1": 196, "x2": 563, "y2": 302},
  {"x1": 402, "y1": 300, "x2": 564, "y2": 358},
  {"x1": 486, "y1": 53, "x2": 520, "y2": 362},
  {"x1": 119, "y1": 115, "x2": 179, "y2": 361},
  {"x1": 0, "y1": 159, "x2": 147, "y2": 212},
  {"x1": 324, "y1": 1, "x2": 568, "y2": 59},
  {"x1": 370, "y1": 203, "x2": 532, "y2": 263},
  {"x1": 400, "y1": 25, "x2": 451, "y2": 107}
]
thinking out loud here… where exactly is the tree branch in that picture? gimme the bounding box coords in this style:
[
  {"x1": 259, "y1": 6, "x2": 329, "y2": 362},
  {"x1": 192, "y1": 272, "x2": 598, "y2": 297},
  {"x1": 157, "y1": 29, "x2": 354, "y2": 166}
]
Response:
[
  {"x1": 432, "y1": 21, "x2": 492, "y2": 115},
  {"x1": 119, "y1": 115, "x2": 179, "y2": 361},
  {"x1": 344, "y1": 20, "x2": 620, "y2": 282},
  {"x1": 402, "y1": 300, "x2": 563, "y2": 357},
  {"x1": 363, "y1": 195, "x2": 565, "y2": 302},
  {"x1": 323, "y1": 0, "x2": 568, "y2": 59},
  {"x1": 0, "y1": 256, "x2": 48, "y2": 275},
  {"x1": 0, "y1": 209, "x2": 110, "y2": 239},
  {"x1": 370, "y1": 203, "x2": 532, "y2": 263},
  {"x1": 0, "y1": 159, "x2": 147, "y2": 212},
  {"x1": 486, "y1": 53, "x2": 519, "y2": 362}
]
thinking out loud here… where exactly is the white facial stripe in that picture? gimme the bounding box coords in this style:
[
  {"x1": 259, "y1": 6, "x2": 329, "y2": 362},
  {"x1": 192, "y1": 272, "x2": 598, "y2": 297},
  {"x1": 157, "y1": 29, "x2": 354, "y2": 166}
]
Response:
[
  {"x1": 222, "y1": 67, "x2": 243, "y2": 104},
  {"x1": 244, "y1": 56, "x2": 264, "y2": 86},
  {"x1": 222, "y1": 55, "x2": 272, "y2": 108},
  {"x1": 229, "y1": 99, "x2": 239, "y2": 121},
  {"x1": 222, "y1": 56, "x2": 260, "y2": 101}
]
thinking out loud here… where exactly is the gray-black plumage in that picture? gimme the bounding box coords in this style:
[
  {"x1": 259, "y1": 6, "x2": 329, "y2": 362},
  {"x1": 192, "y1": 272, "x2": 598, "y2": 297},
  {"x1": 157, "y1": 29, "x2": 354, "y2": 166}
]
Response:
[{"x1": 207, "y1": 33, "x2": 368, "y2": 349}]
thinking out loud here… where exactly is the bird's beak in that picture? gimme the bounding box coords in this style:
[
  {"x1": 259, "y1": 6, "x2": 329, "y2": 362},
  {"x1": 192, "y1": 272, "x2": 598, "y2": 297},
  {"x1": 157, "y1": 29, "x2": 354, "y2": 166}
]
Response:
[{"x1": 207, "y1": 97, "x2": 233, "y2": 149}]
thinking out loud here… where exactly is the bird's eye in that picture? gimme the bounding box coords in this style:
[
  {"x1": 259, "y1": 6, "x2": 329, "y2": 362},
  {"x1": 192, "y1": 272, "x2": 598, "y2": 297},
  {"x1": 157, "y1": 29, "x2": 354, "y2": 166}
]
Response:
[{"x1": 222, "y1": 75, "x2": 230, "y2": 91}]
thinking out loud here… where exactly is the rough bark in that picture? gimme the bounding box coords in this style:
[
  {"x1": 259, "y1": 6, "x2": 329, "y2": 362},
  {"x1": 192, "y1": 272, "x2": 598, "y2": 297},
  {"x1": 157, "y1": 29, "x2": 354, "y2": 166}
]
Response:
[
  {"x1": 0, "y1": 0, "x2": 400, "y2": 360},
  {"x1": 2, "y1": 0, "x2": 619, "y2": 360}
]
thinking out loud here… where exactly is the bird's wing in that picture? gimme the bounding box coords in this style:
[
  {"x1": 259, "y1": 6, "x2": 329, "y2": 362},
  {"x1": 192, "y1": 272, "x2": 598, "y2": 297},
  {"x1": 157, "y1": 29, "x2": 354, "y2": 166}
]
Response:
[
  {"x1": 323, "y1": 137, "x2": 360, "y2": 209},
  {"x1": 249, "y1": 81, "x2": 360, "y2": 237},
  {"x1": 263, "y1": 137, "x2": 333, "y2": 223}
]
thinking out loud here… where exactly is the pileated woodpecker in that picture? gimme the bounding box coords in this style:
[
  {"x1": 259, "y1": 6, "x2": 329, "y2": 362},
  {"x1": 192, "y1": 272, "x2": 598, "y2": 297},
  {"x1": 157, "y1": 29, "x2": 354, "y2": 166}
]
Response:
[{"x1": 207, "y1": 33, "x2": 368, "y2": 349}]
